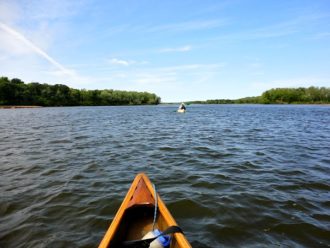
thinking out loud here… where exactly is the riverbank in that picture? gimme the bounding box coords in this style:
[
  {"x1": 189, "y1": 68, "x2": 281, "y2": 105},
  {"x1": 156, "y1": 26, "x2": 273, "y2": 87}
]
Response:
[
  {"x1": 0, "y1": 76, "x2": 161, "y2": 106},
  {"x1": 0, "y1": 106, "x2": 42, "y2": 109}
]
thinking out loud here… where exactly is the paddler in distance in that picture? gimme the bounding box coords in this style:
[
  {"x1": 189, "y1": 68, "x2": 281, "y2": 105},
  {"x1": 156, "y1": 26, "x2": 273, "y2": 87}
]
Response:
[{"x1": 177, "y1": 102, "x2": 186, "y2": 113}]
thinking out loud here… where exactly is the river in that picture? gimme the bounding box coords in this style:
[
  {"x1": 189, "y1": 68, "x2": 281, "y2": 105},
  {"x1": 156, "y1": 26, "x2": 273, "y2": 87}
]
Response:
[{"x1": 0, "y1": 104, "x2": 329, "y2": 247}]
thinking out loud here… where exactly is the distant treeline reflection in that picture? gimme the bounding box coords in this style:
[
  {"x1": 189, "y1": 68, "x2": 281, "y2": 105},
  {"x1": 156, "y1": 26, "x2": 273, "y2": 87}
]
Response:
[
  {"x1": 189, "y1": 87, "x2": 330, "y2": 104},
  {"x1": 0, "y1": 77, "x2": 161, "y2": 106}
]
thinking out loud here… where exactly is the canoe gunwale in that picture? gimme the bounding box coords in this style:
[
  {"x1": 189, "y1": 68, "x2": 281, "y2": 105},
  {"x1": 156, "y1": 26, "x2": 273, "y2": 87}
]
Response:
[{"x1": 98, "y1": 173, "x2": 191, "y2": 248}]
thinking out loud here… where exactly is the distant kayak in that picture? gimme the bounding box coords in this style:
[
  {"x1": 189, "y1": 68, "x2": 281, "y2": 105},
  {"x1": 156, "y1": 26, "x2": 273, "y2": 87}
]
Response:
[
  {"x1": 177, "y1": 102, "x2": 186, "y2": 113},
  {"x1": 99, "y1": 173, "x2": 191, "y2": 248}
]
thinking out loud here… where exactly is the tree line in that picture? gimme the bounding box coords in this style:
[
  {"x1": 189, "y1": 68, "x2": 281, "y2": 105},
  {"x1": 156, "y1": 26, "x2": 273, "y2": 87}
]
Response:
[
  {"x1": 188, "y1": 87, "x2": 330, "y2": 104},
  {"x1": 0, "y1": 77, "x2": 161, "y2": 106}
]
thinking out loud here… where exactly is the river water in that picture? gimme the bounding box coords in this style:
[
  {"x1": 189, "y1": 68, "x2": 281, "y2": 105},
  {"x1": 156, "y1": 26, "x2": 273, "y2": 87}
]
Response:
[{"x1": 0, "y1": 105, "x2": 329, "y2": 247}]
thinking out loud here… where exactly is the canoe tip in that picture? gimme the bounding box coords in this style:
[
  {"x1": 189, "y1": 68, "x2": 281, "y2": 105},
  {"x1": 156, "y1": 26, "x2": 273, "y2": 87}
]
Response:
[{"x1": 135, "y1": 172, "x2": 149, "y2": 179}]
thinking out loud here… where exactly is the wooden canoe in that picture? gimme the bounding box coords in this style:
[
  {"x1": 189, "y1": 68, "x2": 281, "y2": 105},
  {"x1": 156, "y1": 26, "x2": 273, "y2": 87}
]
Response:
[{"x1": 99, "y1": 173, "x2": 191, "y2": 248}]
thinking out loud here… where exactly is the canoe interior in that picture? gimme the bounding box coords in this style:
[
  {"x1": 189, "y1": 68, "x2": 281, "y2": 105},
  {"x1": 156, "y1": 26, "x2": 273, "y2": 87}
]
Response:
[
  {"x1": 100, "y1": 173, "x2": 190, "y2": 248},
  {"x1": 108, "y1": 205, "x2": 181, "y2": 248}
]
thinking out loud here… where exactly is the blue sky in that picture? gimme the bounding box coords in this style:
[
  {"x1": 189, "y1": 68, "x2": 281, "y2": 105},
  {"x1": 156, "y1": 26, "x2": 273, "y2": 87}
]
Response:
[{"x1": 1, "y1": 0, "x2": 330, "y2": 102}]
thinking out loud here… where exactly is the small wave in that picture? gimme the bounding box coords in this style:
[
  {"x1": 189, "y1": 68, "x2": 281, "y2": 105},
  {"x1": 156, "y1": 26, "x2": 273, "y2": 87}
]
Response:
[
  {"x1": 272, "y1": 222, "x2": 329, "y2": 246},
  {"x1": 191, "y1": 180, "x2": 220, "y2": 190},
  {"x1": 158, "y1": 146, "x2": 177, "y2": 151},
  {"x1": 275, "y1": 181, "x2": 330, "y2": 191},
  {"x1": 167, "y1": 199, "x2": 215, "y2": 218},
  {"x1": 73, "y1": 135, "x2": 90, "y2": 140},
  {"x1": 48, "y1": 139, "x2": 72, "y2": 144},
  {"x1": 21, "y1": 164, "x2": 43, "y2": 175},
  {"x1": 1, "y1": 105, "x2": 329, "y2": 247}
]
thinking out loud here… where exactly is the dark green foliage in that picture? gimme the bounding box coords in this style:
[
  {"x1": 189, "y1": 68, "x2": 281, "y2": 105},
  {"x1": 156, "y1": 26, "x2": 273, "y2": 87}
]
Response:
[
  {"x1": 260, "y1": 87, "x2": 330, "y2": 104},
  {"x1": 0, "y1": 77, "x2": 26, "y2": 105},
  {"x1": 187, "y1": 87, "x2": 330, "y2": 105},
  {"x1": 0, "y1": 76, "x2": 161, "y2": 106},
  {"x1": 188, "y1": 96, "x2": 262, "y2": 104}
]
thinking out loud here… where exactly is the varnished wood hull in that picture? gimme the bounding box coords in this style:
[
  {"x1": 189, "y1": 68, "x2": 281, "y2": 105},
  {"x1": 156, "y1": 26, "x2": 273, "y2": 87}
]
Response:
[{"x1": 99, "y1": 173, "x2": 191, "y2": 248}]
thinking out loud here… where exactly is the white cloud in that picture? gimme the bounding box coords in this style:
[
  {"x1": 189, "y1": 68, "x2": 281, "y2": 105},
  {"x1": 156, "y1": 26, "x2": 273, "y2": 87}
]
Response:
[
  {"x1": 87, "y1": 62, "x2": 226, "y2": 101},
  {"x1": 108, "y1": 58, "x2": 132, "y2": 66},
  {"x1": 159, "y1": 45, "x2": 192, "y2": 53},
  {"x1": 146, "y1": 19, "x2": 227, "y2": 33},
  {"x1": 0, "y1": 22, "x2": 74, "y2": 77},
  {"x1": 20, "y1": 0, "x2": 87, "y2": 21},
  {"x1": 211, "y1": 13, "x2": 330, "y2": 44},
  {"x1": 214, "y1": 23, "x2": 298, "y2": 42},
  {"x1": 106, "y1": 58, "x2": 149, "y2": 66},
  {"x1": 107, "y1": 58, "x2": 134, "y2": 66},
  {"x1": 103, "y1": 19, "x2": 228, "y2": 37}
]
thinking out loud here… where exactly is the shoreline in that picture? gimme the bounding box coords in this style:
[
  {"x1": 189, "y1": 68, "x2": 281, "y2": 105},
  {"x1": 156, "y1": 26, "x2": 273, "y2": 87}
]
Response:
[
  {"x1": 0, "y1": 106, "x2": 42, "y2": 109},
  {"x1": 1, "y1": 103, "x2": 329, "y2": 109},
  {"x1": 165, "y1": 102, "x2": 330, "y2": 105}
]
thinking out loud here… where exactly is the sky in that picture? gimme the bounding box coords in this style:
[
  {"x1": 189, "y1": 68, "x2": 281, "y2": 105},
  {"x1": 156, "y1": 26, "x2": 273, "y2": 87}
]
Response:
[{"x1": 1, "y1": 0, "x2": 330, "y2": 102}]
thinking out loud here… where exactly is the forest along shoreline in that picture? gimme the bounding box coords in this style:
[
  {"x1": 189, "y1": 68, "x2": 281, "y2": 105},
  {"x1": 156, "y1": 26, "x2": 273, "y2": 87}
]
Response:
[
  {"x1": 0, "y1": 76, "x2": 161, "y2": 107},
  {"x1": 1, "y1": 76, "x2": 330, "y2": 107},
  {"x1": 188, "y1": 87, "x2": 330, "y2": 105}
]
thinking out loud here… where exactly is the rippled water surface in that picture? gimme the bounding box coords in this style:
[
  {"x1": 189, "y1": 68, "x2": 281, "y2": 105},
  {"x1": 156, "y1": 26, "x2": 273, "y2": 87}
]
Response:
[{"x1": 1, "y1": 105, "x2": 330, "y2": 247}]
